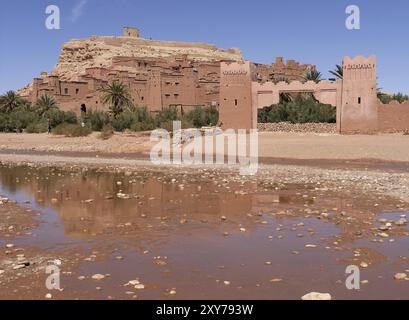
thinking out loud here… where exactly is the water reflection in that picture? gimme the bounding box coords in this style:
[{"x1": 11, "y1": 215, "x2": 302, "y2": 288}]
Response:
[{"x1": 1, "y1": 165, "x2": 408, "y2": 299}]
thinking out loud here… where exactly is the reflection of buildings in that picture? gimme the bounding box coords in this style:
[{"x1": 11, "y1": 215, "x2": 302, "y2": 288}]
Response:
[
  {"x1": 0, "y1": 166, "x2": 386, "y2": 249},
  {"x1": 0, "y1": 167, "x2": 258, "y2": 239}
]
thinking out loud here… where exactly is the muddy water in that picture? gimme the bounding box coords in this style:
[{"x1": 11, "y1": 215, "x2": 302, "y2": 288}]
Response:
[{"x1": 0, "y1": 165, "x2": 408, "y2": 300}]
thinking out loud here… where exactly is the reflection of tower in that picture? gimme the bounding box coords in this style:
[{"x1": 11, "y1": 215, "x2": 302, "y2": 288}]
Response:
[{"x1": 340, "y1": 56, "x2": 378, "y2": 133}]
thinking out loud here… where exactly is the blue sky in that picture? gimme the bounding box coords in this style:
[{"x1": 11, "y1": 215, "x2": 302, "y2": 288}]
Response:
[{"x1": 0, "y1": 0, "x2": 408, "y2": 94}]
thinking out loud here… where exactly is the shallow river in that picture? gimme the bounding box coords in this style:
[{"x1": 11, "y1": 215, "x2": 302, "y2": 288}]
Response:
[{"x1": 0, "y1": 165, "x2": 408, "y2": 299}]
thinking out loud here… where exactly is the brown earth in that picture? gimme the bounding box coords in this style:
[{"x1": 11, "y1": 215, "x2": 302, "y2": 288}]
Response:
[{"x1": 1, "y1": 132, "x2": 409, "y2": 162}]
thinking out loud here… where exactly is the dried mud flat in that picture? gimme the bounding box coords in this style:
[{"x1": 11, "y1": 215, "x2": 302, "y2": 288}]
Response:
[{"x1": 0, "y1": 155, "x2": 408, "y2": 300}]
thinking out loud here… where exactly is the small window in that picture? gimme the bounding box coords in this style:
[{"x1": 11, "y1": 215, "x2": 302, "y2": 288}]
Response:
[
  {"x1": 64, "y1": 88, "x2": 68, "y2": 95},
  {"x1": 234, "y1": 99, "x2": 238, "y2": 106},
  {"x1": 76, "y1": 88, "x2": 79, "y2": 95},
  {"x1": 358, "y1": 97, "x2": 361, "y2": 104},
  {"x1": 141, "y1": 96, "x2": 144, "y2": 101}
]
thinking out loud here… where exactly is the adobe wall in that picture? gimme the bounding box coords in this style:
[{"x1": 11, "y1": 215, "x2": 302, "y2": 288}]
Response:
[
  {"x1": 377, "y1": 102, "x2": 409, "y2": 132},
  {"x1": 252, "y1": 80, "x2": 340, "y2": 109},
  {"x1": 254, "y1": 57, "x2": 314, "y2": 83},
  {"x1": 220, "y1": 55, "x2": 409, "y2": 135}
]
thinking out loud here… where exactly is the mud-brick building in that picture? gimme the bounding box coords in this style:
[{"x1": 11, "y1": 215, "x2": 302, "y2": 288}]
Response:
[{"x1": 21, "y1": 27, "x2": 313, "y2": 115}]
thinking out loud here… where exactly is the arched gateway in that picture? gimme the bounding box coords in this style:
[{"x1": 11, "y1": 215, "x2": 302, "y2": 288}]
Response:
[{"x1": 219, "y1": 56, "x2": 409, "y2": 134}]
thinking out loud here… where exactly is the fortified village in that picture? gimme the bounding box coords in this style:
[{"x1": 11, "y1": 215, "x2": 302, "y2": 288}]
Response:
[{"x1": 19, "y1": 27, "x2": 409, "y2": 134}]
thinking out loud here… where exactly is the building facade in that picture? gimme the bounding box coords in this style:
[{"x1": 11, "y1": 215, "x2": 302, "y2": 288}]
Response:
[
  {"x1": 220, "y1": 56, "x2": 409, "y2": 134},
  {"x1": 23, "y1": 27, "x2": 314, "y2": 115}
]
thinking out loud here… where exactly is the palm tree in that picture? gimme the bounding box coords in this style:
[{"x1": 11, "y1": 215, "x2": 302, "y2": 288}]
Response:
[
  {"x1": 0, "y1": 91, "x2": 25, "y2": 112},
  {"x1": 99, "y1": 81, "x2": 133, "y2": 118},
  {"x1": 302, "y1": 70, "x2": 322, "y2": 83},
  {"x1": 35, "y1": 94, "x2": 57, "y2": 117},
  {"x1": 392, "y1": 92, "x2": 409, "y2": 103},
  {"x1": 329, "y1": 65, "x2": 343, "y2": 80}
]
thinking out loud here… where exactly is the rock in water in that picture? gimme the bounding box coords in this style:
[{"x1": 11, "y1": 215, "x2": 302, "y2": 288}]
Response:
[
  {"x1": 394, "y1": 273, "x2": 407, "y2": 281},
  {"x1": 395, "y1": 218, "x2": 407, "y2": 226},
  {"x1": 301, "y1": 292, "x2": 332, "y2": 300},
  {"x1": 91, "y1": 274, "x2": 106, "y2": 280}
]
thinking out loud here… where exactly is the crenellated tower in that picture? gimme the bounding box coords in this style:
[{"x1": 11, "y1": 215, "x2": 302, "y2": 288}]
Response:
[{"x1": 340, "y1": 56, "x2": 378, "y2": 133}]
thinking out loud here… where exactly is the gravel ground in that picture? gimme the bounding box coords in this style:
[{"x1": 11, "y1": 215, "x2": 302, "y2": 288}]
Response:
[{"x1": 258, "y1": 122, "x2": 337, "y2": 134}]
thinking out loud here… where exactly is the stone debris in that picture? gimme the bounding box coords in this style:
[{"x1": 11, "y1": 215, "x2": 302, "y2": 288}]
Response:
[
  {"x1": 305, "y1": 244, "x2": 317, "y2": 248},
  {"x1": 301, "y1": 292, "x2": 332, "y2": 300},
  {"x1": 395, "y1": 218, "x2": 407, "y2": 226},
  {"x1": 134, "y1": 284, "x2": 145, "y2": 290},
  {"x1": 91, "y1": 274, "x2": 106, "y2": 281},
  {"x1": 394, "y1": 273, "x2": 408, "y2": 281},
  {"x1": 258, "y1": 122, "x2": 337, "y2": 134}
]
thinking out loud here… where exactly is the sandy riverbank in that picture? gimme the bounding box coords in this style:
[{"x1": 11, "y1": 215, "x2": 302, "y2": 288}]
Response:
[{"x1": 1, "y1": 132, "x2": 409, "y2": 163}]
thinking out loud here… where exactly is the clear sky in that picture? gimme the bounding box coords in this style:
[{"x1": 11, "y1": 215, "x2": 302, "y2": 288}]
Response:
[{"x1": 0, "y1": 0, "x2": 408, "y2": 94}]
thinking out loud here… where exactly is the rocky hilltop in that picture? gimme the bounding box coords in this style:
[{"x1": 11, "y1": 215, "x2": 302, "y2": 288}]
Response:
[
  {"x1": 53, "y1": 34, "x2": 243, "y2": 81},
  {"x1": 18, "y1": 29, "x2": 243, "y2": 96}
]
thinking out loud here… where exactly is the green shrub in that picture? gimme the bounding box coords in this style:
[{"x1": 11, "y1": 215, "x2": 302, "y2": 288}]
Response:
[
  {"x1": 378, "y1": 92, "x2": 409, "y2": 104},
  {"x1": 52, "y1": 123, "x2": 91, "y2": 137},
  {"x1": 85, "y1": 110, "x2": 110, "y2": 131},
  {"x1": 184, "y1": 106, "x2": 219, "y2": 128},
  {"x1": 110, "y1": 107, "x2": 155, "y2": 132},
  {"x1": 26, "y1": 120, "x2": 48, "y2": 133},
  {"x1": 8, "y1": 109, "x2": 40, "y2": 132},
  {"x1": 0, "y1": 113, "x2": 11, "y2": 132},
  {"x1": 130, "y1": 121, "x2": 156, "y2": 132},
  {"x1": 111, "y1": 110, "x2": 136, "y2": 132},
  {"x1": 154, "y1": 107, "x2": 180, "y2": 127},
  {"x1": 258, "y1": 104, "x2": 289, "y2": 123},
  {"x1": 0, "y1": 107, "x2": 77, "y2": 133},
  {"x1": 258, "y1": 94, "x2": 336, "y2": 124},
  {"x1": 158, "y1": 119, "x2": 176, "y2": 132},
  {"x1": 131, "y1": 106, "x2": 153, "y2": 123},
  {"x1": 45, "y1": 109, "x2": 77, "y2": 127}
]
